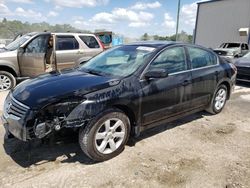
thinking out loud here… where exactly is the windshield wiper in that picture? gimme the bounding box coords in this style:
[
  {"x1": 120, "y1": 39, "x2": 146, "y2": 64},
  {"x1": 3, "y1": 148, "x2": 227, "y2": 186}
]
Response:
[{"x1": 83, "y1": 69, "x2": 104, "y2": 76}]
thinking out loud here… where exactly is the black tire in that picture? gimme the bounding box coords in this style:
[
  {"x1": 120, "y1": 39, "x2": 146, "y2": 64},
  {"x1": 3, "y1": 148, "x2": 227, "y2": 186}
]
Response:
[
  {"x1": 79, "y1": 108, "x2": 131, "y2": 162},
  {"x1": 0, "y1": 71, "x2": 16, "y2": 91},
  {"x1": 206, "y1": 84, "x2": 228, "y2": 114}
]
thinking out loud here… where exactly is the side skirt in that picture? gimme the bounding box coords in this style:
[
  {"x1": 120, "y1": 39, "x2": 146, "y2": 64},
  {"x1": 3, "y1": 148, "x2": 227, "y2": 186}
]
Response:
[{"x1": 139, "y1": 106, "x2": 206, "y2": 133}]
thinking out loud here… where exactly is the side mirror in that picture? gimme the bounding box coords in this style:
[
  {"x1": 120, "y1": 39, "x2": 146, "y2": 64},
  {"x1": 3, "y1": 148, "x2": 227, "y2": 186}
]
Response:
[{"x1": 144, "y1": 69, "x2": 168, "y2": 80}]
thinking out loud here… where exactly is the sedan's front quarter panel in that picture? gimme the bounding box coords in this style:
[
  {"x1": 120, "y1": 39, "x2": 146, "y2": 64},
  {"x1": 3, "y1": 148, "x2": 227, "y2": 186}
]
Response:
[{"x1": 66, "y1": 76, "x2": 142, "y2": 129}]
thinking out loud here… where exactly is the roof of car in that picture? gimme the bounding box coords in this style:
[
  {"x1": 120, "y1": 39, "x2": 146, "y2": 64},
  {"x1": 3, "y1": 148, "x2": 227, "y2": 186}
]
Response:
[
  {"x1": 29, "y1": 32, "x2": 95, "y2": 36},
  {"x1": 51, "y1": 33, "x2": 95, "y2": 36},
  {"x1": 126, "y1": 41, "x2": 183, "y2": 48}
]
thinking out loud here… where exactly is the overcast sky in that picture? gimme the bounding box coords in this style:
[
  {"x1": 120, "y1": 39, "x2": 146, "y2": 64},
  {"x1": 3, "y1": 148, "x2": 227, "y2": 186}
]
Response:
[{"x1": 0, "y1": 0, "x2": 206, "y2": 37}]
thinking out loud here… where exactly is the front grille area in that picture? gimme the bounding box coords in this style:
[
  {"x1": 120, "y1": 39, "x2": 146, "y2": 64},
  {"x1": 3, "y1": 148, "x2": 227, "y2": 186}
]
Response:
[
  {"x1": 237, "y1": 67, "x2": 250, "y2": 76},
  {"x1": 5, "y1": 95, "x2": 30, "y2": 119},
  {"x1": 214, "y1": 50, "x2": 228, "y2": 56}
]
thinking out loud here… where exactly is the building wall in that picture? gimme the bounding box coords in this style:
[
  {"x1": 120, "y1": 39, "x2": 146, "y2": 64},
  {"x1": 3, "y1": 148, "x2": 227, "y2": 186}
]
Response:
[{"x1": 194, "y1": 0, "x2": 250, "y2": 48}]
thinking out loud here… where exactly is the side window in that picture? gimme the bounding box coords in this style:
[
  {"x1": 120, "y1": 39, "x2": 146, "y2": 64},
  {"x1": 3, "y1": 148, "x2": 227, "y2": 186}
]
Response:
[
  {"x1": 188, "y1": 47, "x2": 217, "y2": 69},
  {"x1": 243, "y1": 44, "x2": 248, "y2": 50},
  {"x1": 150, "y1": 47, "x2": 187, "y2": 74},
  {"x1": 79, "y1": 36, "x2": 100, "y2": 48},
  {"x1": 241, "y1": 44, "x2": 245, "y2": 50},
  {"x1": 56, "y1": 36, "x2": 79, "y2": 51},
  {"x1": 25, "y1": 35, "x2": 49, "y2": 53}
]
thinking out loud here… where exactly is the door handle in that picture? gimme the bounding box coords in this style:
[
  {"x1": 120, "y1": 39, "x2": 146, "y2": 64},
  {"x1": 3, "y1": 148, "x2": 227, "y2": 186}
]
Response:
[{"x1": 182, "y1": 80, "x2": 191, "y2": 86}]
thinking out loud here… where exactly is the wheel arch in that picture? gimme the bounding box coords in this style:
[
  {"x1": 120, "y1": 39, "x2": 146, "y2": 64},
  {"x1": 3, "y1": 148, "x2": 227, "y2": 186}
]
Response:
[
  {"x1": 217, "y1": 79, "x2": 231, "y2": 100},
  {"x1": 0, "y1": 65, "x2": 18, "y2": 77},
  {"x1": 112, "y1": 104, "x2": 136, "y2": 128}
]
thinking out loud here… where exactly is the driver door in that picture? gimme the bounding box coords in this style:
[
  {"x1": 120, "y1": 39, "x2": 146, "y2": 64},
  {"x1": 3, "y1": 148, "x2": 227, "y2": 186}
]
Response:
[
  {"x1": 18, "y1": 34, "x2": 50, "y2": 77},
  {"x1": 140, "y1": 46, "x2": 192, "y2": 126}
]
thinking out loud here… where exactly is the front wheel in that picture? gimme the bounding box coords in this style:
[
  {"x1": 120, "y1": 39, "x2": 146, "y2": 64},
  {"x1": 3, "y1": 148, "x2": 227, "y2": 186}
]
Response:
[
  {"x1": 79, "y1": 108, "x2": 130, "y2": 161},
  {"x1": 0, "y1": 71, "x2": 16, "y2": 91},
  {"x1": 206, "y1": 84, "x2": 228, "y2": 114}
]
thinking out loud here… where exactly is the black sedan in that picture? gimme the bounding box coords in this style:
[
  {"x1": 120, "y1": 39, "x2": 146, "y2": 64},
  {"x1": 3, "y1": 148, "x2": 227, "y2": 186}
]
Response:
[
  {"x1": 2, "y1": 42, "x2": 236, "y2": 161},
  {"x1": 234, "y1": 52, "x2": 250, "y2": 82}
]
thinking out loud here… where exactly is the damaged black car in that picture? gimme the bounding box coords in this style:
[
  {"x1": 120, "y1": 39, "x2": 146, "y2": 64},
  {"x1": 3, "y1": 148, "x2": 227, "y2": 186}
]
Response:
[{"x1": 2, "y1": 42, "x2": 236, "y2": 161}]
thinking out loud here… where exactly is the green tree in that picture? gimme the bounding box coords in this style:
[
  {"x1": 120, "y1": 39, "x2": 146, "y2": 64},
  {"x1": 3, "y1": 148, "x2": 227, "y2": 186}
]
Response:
[
  {"x1": 0, "y1": 19, "x2": 92, "y2": 39},
  {"x1": 141, "y1": 33, "x2": 149, "y2": 41},
  {"x1": 3, "y1": 18, "x2": 7, "y2": 23}
]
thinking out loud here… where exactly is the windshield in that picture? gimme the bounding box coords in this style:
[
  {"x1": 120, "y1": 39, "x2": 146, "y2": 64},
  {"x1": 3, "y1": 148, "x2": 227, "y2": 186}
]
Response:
[
  {"x1": 80, "y1": 45, "x2": 156, "y2": 77},
  {"x1": 220, "y1": 43, "x2": 240, "y2": 48},
  {"x1": 5, "y1": 34, "x2": 33, "y2": 51}
]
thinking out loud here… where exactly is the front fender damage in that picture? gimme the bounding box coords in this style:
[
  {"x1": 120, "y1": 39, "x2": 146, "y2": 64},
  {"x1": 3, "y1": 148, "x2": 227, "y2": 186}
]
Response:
[{"x1": 33, "y1": 99, "x2": 92, "y2": 139}]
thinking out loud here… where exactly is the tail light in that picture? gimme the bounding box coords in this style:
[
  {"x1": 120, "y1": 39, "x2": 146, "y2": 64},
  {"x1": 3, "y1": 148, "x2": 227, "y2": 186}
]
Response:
[{"x1": 229, "y1": 63, "x2": 237, "y2": 74}]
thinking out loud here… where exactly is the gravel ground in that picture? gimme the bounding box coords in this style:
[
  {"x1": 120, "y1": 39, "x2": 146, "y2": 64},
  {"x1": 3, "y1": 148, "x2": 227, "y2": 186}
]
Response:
[{"x1": 0, "y1": 83, "x2": 250, "y2": 188}]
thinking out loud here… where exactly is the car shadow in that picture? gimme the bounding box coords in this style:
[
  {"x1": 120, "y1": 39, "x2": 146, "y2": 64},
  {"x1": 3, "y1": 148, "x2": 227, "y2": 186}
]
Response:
[
  {"x1": 127, "y1": 111, "x2": 208, "y2": 146},
  {"x1": 3, "y1": 130, "x2": 95, "y2": 167},
  {"x1": 3, "y1": 111, "x2": 208, "y2": 167}
]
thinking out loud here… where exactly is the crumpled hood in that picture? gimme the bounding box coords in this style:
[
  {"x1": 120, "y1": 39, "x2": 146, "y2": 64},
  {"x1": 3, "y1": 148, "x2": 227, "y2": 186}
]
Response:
[{"x1": 12, "y1": 69, "x2": 118, "y2": 109}]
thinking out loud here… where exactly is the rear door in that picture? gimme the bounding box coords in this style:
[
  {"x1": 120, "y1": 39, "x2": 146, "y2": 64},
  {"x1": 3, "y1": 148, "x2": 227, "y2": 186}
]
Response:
[
  {"x1": 55, "y1": 35, "x2": 81, "y2": 70},
  {"x1": 18, "y1": 34, "x2": 50, "y2": 77},
  {"x1": 186, "y1": 46, "x2": 219, "y2": 109},
  {"x1": 140, "y1": 46, "x2": 192, "y2": 126}
]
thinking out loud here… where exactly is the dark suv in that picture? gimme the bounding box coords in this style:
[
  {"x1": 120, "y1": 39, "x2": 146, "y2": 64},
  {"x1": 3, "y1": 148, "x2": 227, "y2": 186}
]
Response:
[{"x1": 2, "y1": 42, "x2": 237, "y2": 161}]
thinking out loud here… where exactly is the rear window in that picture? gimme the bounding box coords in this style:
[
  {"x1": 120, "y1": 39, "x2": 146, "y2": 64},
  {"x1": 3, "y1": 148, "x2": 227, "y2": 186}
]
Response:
[
  {"x1": 79, "y1": 36, "x2": 100, "y2": 49},
  {"x1": 56, "y1": 36, "x2": 79, "y2": 50}
]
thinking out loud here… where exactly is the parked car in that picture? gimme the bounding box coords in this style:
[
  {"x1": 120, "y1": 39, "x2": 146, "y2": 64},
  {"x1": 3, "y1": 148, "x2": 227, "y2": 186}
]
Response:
[
  {"x1": 214, "y1": 42, "x2": 249, "y2": 59},
  {"x1": 234, "y1": 52, "x2": 250, "y2": 82},
  {"x1": 0, "y1": 32, "x2": 104, "y2": 91},
  {"x1": 2, "y1": 42, "x2": 236, "y2": 161}
]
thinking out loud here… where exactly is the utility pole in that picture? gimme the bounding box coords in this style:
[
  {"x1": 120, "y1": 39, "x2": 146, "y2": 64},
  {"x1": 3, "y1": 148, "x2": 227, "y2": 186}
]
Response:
[{"x1": 175, "y1": 0, "x2": 181, "y2": 41}]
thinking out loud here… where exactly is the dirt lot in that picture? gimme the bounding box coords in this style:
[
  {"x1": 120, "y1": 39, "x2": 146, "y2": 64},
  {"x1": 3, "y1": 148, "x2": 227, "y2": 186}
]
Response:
[{"x1": 0, "y1": 83, "x2": 250, "y2": 188}]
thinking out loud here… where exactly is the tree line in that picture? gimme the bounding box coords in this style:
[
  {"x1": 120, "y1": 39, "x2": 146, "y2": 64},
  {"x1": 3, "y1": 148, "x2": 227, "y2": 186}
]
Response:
[
  {"x1": 0, "y1": 18, "x2": 91, "y2": 39},
  {"x1": 0, "y1": 18, "x2": 193, "y2": 43},
  {"x1": 141, "y1": 31, "x2": 193, "y2": 43}
]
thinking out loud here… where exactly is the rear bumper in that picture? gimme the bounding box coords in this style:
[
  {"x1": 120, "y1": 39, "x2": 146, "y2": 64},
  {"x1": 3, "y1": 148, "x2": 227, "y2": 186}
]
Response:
[
  {"x1": 236, "y1": 66, "x2": 250, "y2": 82},
  {"x1": 236, "y1": 74, "x2": 250, "y2": 82}
]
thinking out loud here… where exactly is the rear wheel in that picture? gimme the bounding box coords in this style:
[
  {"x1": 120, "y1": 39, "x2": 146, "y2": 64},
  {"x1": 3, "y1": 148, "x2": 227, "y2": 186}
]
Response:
[
  {"x1": 79, "y1": 108, "x2": 130, "y2": 161},
  {"x1": 0, "y1": 71, "x2": 16, "y2": 91},
  {"x1": 206, "y1": 84, "x2": 228, "y2": 114}
]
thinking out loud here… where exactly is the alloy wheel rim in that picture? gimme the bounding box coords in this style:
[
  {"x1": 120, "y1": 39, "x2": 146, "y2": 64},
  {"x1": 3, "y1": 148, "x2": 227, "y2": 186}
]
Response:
[
  {"x1": 95, "y1": 118, "x2": 126, "y2": 154},
  {"x1": 214, "y1": 88, "x2": 226, "y2": 111},
  {"x1": 0, "y1": 75, "x2": 11, "y2": 91}
]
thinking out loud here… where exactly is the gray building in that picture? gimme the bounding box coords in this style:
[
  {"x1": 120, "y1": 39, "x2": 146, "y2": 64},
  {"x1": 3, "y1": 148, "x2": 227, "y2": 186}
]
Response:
[{"x1": 194, "y1": 0, "x2": 250, "y2": 48}]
